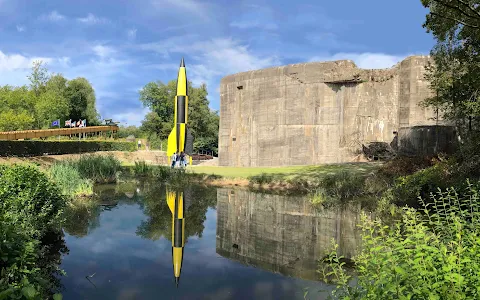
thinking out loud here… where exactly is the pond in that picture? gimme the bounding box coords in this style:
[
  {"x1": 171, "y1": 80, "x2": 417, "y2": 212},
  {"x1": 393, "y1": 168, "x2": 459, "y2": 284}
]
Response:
[{"x1": 59, "y1": 181, "x2": 364, "y2": 299}]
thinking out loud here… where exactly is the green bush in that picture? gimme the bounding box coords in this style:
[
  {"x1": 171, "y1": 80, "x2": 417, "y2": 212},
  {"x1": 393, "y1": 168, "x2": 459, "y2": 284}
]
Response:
[
  {"x1": 0, "y1": 140, "x2": 136, "y2": 157},
  {"x1": 321, "y1": 180, "x2": 480, "y2": 300},
  {"x1": 385, "y1": 163, "x2": 448, "y2": 207},
  {"x1": 0, "y1": 164, "x2": 66, "y2": 299}
]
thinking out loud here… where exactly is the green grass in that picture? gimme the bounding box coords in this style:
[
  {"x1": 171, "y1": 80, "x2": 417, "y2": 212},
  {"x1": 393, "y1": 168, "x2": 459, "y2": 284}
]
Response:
[
  {"x1": 188, "y1": 162, "x2": 380, "y2": 179},
  {"x1": 48, "y1": 162, "x2": 93, "y2": 197}
]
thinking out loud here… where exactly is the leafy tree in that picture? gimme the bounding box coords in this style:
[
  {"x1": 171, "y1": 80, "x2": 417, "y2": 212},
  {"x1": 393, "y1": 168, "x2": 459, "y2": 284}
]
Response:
[
  {"x1": 35, "y1": 90, "x2": 70, "y2": 128},
  {"x1": 27, "y1": 60, "x2": 50, "y2": 97},
  {"x1": 65, "y1": 77, "x2": 100, "y2": 124},
  {"x1": 421, "y1": 0, "x2": 480, "y2": 138},
  {"x1": 0, "y1": 109, "x2": 35, "y2": 131},
  {"x1": 139, "y1": 79, "x2": 219, "y2": 153}
]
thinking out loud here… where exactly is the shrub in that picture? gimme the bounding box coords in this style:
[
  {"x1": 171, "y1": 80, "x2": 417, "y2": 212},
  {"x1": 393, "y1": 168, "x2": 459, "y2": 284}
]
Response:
[
  {"x1": 0, "y1": 164, "x2": 66, "y2": 299},
  {"x1": 0, "y1": 140, "x2": 136, "y2": 157},
  {"x1": 385, "y1": 163, "x2": 448, "y2": 207},
  {"x1": 0, "y1": 164, "x2": 65, "y2": 235},
  {"x1": 321, "y1": 180, "x2": 480, "y2": 300}
]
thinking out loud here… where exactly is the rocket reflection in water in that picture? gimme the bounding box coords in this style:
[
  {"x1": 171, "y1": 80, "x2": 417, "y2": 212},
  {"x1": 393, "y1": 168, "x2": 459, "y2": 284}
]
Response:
[{"x1": 166, "y1": 187, "x2": 185, "y2": 287}]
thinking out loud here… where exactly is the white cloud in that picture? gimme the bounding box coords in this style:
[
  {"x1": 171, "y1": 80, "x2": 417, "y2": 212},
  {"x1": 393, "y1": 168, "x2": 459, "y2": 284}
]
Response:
[
  {"x1": 309, "y1": 52, "x2": 411, "y2": 69},
  {"x1": 39, "y1": 10, "x2": 66, "y2": 22},
  {"x1": 127, "y1": 28, "x2": 137, "y2": 41},
  {"x1": 77, "y1": 13, "x2": 109, "y2": 25},
  {"x1": 0, "y1": 50, "x2": 53, "y2": 71},
  {"x1": 139, "y1": 37, "x2": 279, "y2": 107},
  {"x1": 57, "y1": 57, "x2": 71, "y2": 68},
  {"x1": 92, "y1": 45, "x2": 116, "y2": 58},
  {"x1": 16, "y1": 25, "x2": 25, "y2": 32},
  {"x1": 142, "y1": 37, "x2": 279, "y2": 86}
]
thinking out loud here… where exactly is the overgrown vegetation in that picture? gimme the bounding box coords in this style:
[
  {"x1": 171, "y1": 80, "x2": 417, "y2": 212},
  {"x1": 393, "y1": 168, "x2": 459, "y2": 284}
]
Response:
[
  {"x1": 60, "y1": 154, "x2": 121, "y2": 184},
  {"x1": 48, "y1": 163, "x2": 93, "y2": 197},
  {"x1": 0, "y1": 164, "x2": 66, "y2": 299},
  {"x1": 321, "y1": 181, "x2": 480, "y2": 299}
]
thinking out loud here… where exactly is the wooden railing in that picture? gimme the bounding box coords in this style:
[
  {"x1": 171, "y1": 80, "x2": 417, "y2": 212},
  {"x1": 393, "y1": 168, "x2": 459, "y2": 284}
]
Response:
[{"x1": 0, "y1": 125, "x2": 119, "y2": 141}]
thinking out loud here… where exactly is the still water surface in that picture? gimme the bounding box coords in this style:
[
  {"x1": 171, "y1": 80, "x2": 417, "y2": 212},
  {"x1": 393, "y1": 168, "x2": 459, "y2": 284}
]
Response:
[{"x1": 60, "y1": 181, "x2": 362, "y2": 299}]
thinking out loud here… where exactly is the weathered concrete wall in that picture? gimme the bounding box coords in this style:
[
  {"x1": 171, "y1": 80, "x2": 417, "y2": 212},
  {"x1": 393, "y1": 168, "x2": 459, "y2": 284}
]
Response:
[
  {"x1": 219, "y1": 55, "x2": 452, "y2": 167},
  {"x1": 398, "y1": 125, "x2": 457, "y2": 155},
  {"x1": 215, "y1": 188, "x2": 363, "y2": 281}
]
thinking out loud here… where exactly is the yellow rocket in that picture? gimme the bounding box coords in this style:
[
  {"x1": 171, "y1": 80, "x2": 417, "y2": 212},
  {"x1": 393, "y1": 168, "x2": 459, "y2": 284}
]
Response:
[
  {"x1": 167, "y1": 58, "x2": 192, "y2": 162},
  {"x1": 167, "y1": 188, "x2": 185, "y2": 287}
]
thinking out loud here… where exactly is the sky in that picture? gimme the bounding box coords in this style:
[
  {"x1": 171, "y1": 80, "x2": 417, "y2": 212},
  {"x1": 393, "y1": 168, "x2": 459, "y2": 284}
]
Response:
[{"x1": 0, "y1": 0, "x2": 435, "y2": 126}]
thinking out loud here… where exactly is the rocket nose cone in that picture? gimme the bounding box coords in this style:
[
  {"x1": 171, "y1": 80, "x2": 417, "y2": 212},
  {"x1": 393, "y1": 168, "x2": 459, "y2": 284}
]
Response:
[
  {"x1": 180, "y1": 57, "x2": 185, "y2": 67},
  {"x1": 175, "y1": 277, "x2": 180, "y2": 287}
]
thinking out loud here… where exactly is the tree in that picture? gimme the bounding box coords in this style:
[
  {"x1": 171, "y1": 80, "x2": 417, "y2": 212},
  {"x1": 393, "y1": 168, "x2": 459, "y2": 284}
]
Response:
[
  {"x1": 0, "y1": 110, "x2": 35, "y2": 131},
  {"x1": 138, "y1": 80, "x2": 219, "y2": 153},
  {"x1": 27, "y1": 60, "x2": 50, "y2": 97},
  {"x1": 421, "y1": 0, "x2": 480, "y2": 138},
  {"x1": 65, "y1": 77, "x2": 100, "y2": 123},
  {"x1": 35, "y1": 90, "x2": 70, "y2": 129}
]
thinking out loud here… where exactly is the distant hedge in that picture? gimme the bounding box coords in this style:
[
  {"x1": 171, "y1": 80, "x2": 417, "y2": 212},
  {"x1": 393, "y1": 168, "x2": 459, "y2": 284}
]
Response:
[{"x1": 0, "y1": 140, "x2": 136, "y2": 157}]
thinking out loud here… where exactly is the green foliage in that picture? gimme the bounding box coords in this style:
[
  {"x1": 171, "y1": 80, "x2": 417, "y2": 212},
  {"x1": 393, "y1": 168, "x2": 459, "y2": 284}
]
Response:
[
  {"x1": 117, "y1": 125, "x2": 144, "y2": 139},
  {"x1": 0, "y1": 140, "x2": 135, "y2": 157},
  {"x1": 319, "y1": 171, "x2": 365, "y2": 200},
  {"x1": 139, "y1": 79, "x2": 219, "y2": 154},
  {"x1": 35, "y1": 90, "x2": 70, "y2": 129},
  {"x1": 48, "y1": 163, "x2": 93, "y2": 197},
  {"x1": 323, "y1": 180, "x2": 480, "y2": 299},
  {"x1": 62, "y1": 154, "x2": 121, "y2": 183},
  {"x1": 421, "y1": 0, "x2": 480, "y2": 137},
  {"x1": 248, "y1": 173, "x2": 276, "y2": 185},
  {"x1": 0, "y1": 164, "x2": 66, "y2": 298},
  {"x1": 133, "y1": 161, "x2": 151, "y2": 177},
  {"x1": 0, "y1": 60, "x2": 101, "y2": 132},
  {"x1": 65, "y1": 77, "x2": 99, "y2": 124},
  {"x1": 0, "y1": 109, "x2": 36, "y2": 131}
]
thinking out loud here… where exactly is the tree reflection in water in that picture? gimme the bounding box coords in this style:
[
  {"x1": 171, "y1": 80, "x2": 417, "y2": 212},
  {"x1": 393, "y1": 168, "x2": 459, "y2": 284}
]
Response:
[{"x1": 62, "y1": 180, "x2": 217, "y2": 243}]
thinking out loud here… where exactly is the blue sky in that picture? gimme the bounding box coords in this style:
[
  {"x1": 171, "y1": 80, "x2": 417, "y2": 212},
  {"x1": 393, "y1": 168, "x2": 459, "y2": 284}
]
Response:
[{"x1": 0, "y1": 0, "x2": 434, "y2": 126}]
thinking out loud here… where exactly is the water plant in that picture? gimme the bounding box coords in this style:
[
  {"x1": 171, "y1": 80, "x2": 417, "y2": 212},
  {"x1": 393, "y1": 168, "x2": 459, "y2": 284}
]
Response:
[
  {"x1": 48, "y1": 162, "x2": 93, "y2": 198},
  {"x1": 63, "y1": 154, "x2": 121, "y2": 183}
]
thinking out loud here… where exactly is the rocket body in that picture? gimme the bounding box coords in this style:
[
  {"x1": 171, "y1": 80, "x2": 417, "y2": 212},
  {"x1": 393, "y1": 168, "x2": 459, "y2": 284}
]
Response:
[
  {"x1": 167, "y1": 58, "x2": 191, "y2": 158},
  {"x1": 167, "y1": 188, "x2": 185, "y2": 287}
]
